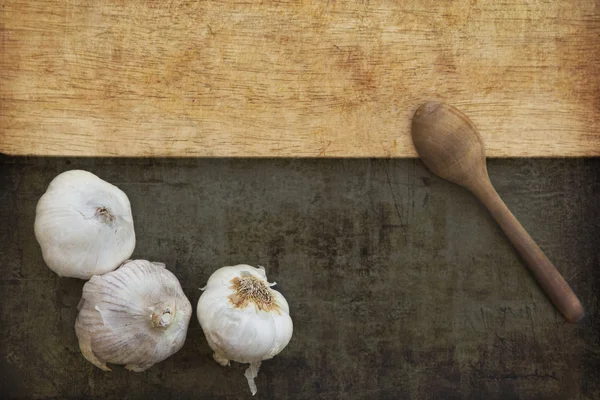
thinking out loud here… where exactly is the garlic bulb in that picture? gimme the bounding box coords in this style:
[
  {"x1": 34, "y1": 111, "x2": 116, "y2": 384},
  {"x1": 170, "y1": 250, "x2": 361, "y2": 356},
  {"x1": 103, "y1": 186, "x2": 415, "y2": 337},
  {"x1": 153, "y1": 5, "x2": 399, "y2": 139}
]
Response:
[
  {"x1": 75, "y1": 259, "x2": 192, "y2": 372},
  {"x1": 34, "y1": 170, "x2": 135, "y2": 279},
  {"x1": 197, "y1": 265, "x2": 293, "y2": 396}
]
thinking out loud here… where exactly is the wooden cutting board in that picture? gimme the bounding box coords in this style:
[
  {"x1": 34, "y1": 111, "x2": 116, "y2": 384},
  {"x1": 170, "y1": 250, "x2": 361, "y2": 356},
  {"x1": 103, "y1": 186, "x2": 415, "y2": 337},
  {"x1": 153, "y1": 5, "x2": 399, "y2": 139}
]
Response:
[{"x1": 1, "y1": 1, "x2": 599, "y2": 157}]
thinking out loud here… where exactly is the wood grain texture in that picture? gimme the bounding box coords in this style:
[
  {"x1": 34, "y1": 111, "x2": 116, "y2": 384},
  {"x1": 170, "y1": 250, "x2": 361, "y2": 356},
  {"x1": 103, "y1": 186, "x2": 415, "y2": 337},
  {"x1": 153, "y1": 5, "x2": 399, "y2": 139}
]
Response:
[{"x1": 1, "y1": 0, "x2": 599, "y2": 157}]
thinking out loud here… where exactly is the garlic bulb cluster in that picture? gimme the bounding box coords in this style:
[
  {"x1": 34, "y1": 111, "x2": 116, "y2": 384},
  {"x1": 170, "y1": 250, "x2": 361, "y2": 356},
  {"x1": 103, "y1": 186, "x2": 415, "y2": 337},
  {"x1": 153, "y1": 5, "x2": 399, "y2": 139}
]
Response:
[
  {"x1": 75, "y1": 259, "x2": 192, "y2": 372},
  {"x1": 34, "y1": 170, "x2": 135, "y2": 279},
  {"x1": 197, "y1": 265, "x2": 293, "y2": 396}
]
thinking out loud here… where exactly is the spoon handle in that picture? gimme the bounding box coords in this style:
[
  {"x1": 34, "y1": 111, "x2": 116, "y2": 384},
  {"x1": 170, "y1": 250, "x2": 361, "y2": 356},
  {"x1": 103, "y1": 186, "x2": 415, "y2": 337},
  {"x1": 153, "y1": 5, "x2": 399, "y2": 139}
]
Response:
[{"x1": 470, "y1": 177, "x2": 584, "y2": 323}]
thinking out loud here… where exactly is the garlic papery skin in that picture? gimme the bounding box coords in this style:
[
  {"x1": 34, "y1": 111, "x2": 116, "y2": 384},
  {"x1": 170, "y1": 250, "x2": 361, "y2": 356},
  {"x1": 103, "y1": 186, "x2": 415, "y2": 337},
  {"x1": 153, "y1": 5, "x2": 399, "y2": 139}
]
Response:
[
  {"x1": 197, "y1": 265, "x2": 293, "y2": 396},
  {"x1": 75, "y1": 260, "x2": 192, "y2": 372},
  {"x1": 34, "y1": 170, "x2": 135, "y2": 279}
]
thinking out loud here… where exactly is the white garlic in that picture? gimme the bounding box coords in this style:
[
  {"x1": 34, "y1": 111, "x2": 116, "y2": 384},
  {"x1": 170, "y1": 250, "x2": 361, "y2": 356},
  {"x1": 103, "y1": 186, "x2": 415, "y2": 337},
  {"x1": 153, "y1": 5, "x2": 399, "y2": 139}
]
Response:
[
  {"x1": 75, "y1": 259, "x2": 192, "y2": 372},
  {"x1": 197, "y1": 265, "x2": 293, "y2": 396},
  {"x1": 34, "y1": 170, "x2": 135, "y2": 279}
]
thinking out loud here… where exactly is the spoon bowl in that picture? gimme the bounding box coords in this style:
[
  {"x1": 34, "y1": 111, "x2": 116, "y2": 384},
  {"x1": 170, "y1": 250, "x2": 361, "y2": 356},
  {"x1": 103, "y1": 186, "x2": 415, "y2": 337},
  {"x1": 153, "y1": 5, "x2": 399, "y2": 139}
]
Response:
[{"x1": 412, "y1": 102, "x2": 486, "y2": 190}]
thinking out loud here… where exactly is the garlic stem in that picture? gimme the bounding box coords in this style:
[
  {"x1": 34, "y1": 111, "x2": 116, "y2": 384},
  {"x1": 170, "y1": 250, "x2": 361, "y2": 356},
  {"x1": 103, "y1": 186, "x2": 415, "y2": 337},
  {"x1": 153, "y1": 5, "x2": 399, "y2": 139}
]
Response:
[
  {"x1": 151, "y1": 303, "x2": 175, "y2": 328},
  {"x1": 244, "y1": 361, "x2": 261, "y2": 396},
  {"x1": 95, "y1": 206, "x2": 115, "y2": 224}
]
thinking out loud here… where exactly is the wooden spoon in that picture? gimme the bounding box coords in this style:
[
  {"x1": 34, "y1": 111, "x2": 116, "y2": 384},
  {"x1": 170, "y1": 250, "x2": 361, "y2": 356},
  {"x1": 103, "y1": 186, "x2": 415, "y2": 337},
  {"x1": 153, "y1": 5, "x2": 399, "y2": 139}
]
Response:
[{"x1": 411, "y1": 101, "x2": 584, "y2": 323}]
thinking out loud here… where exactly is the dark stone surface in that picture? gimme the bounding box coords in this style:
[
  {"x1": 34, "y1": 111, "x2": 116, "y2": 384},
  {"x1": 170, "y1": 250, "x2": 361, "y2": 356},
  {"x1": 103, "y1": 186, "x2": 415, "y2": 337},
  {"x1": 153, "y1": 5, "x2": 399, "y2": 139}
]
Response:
[{"x1": 0, "y1": 156, "x2": 598, "y2": 400}]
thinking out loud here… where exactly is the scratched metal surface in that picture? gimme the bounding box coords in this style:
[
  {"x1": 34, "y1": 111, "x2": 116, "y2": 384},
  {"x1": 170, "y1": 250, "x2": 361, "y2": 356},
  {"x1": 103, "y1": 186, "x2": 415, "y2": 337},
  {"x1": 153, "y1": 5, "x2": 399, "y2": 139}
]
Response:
[{"x1": 0, "y1": 157, "x2": 598, "y2": 399}]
